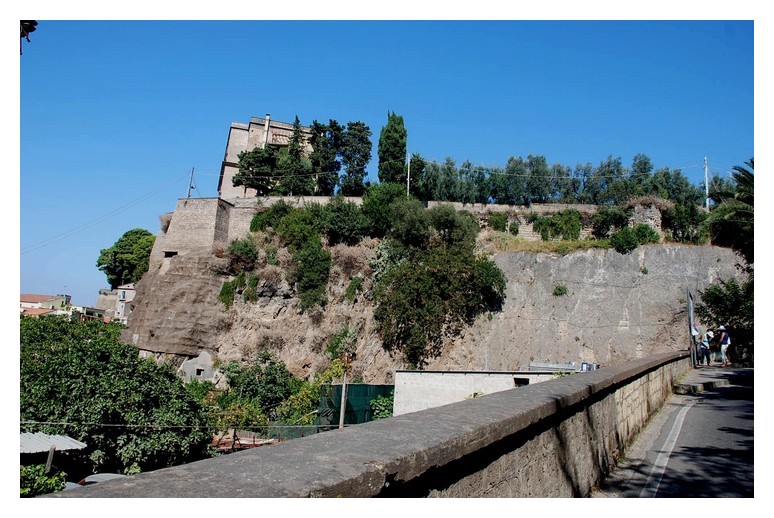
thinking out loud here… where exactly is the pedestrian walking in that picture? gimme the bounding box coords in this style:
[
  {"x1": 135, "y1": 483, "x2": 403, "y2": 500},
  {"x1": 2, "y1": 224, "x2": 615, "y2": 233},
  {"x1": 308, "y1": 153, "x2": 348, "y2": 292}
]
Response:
[
  {"x1": 700, "y1": 331, "x2": 713, "y2": 366},
  {"x1": 718, "y1": 325, "x2": 731, "y2": 367}
]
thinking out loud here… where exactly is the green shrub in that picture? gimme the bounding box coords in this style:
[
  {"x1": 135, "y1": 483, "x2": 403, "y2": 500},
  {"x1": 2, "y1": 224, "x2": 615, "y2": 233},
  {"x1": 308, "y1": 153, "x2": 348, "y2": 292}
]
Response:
[
  {"x1": 633, "y1": 223, "x2": 660, "y2": 244},
  {"x1": 345, "y1": 276, "x2": 362, "y2": 303},
  {"x1": 370, "y1": 391, "x2": 394, "y2": 420},
  {"x1": 553, "y1": 284, "x2": 568, "y2": 296},
  {"x1": 250, "y1": 200, "x2": 294, "y2": 232},
  {"x1": 292, "y1": 239, "x2": 331, "y2": 311},
  {"x1": 662, "y1": 203, "x2": 709, "y2": 244},
  {"x1": 20, "y1": 465, "x2": 65, "y2": 497},
  {"x1": 508, "y1": 220, "x2": 519, "y2": 236},
  {"x1": 592, "y1": 206, "x2": 633, "y2": 238},
  {"x1": 429, "y1": 205, "x2": 480, "y2": 250},
  {"x1": 610, "y1": 227, "x2": 639, "y2": 254},
  {"x1": 326, "y1": 328, "x2": 357, "y2": 359},
  {"x1": 487, "y1": 212, "x2": 508, "y2": 232},
  {"x1": 265, "y1": 245, "x2": 278, "y2": 266},
  {"x1": 219, "y1": 280, "x2": 236, "y2": 308},
  {"x1": 324, "y1": 196, "x2": 368, "y2": 246},
  {"x1": 361, "y1": 182, "x2": 408, "y2": 238},
  {"x1": 530, "y1": 210, "x2": 582, "y2": 241},
  {"x1": 276, "y1": 209, "x2": 321, "y2": 250},
  {"x1": 389, "y1": 198, "x2": 433, "y2": 249},
  {"x1": 227, "y1": 238, "x2": 258, "y2": 273}
]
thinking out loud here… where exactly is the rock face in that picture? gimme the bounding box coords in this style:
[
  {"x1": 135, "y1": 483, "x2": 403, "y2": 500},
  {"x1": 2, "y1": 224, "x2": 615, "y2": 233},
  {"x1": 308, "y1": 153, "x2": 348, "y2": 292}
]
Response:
[
  {"x1": 426, "y1": 244, "x2": 742, "y2": 372},
  {"x1": 124, "y1": 242, "x2": 743, "y2": 384}
]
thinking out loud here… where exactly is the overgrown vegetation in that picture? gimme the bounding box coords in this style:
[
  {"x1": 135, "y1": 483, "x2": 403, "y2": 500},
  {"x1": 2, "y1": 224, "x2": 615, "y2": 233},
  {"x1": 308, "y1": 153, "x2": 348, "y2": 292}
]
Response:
[
  {"x1": 487, "y1": 212, "x2": 507, "y2": 232},
  {"x1": 20, "y1": 464, "x2": 66, "y2": 498},
  {"x1": 20, "y1": 317, "x2": 213, "y2": 480},
  {"x1": 370, "y1": 391, "x2": 394, "y2": 420},
  {"x1": 696, "y1": 158, "x2": 754, "y2": 365},
  {"x1": 529, "y1": 210, "x2": 582, "y2": 241},
  {"x1": 553, "y1": 284, "x2": 568, "y2": 296},
  {"x1": 610, "y1": 224, "x2": 660, "y2": 254}
]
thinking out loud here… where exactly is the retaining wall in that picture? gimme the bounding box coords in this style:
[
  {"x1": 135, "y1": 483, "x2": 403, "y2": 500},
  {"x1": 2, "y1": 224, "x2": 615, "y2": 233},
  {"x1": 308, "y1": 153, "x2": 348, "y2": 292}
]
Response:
[{"x1": 52, "y1": 351, "x2": 690, "y2": 498}]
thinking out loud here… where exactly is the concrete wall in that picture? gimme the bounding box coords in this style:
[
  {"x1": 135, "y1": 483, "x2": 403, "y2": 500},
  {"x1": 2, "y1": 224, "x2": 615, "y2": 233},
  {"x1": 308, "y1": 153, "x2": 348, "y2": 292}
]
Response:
[
  {"x1": 53, "y1": 352, "x2": 690, "y2": 498},
  {"x1": 393, "y1": 370, "x2": 559, "y2": 416}
]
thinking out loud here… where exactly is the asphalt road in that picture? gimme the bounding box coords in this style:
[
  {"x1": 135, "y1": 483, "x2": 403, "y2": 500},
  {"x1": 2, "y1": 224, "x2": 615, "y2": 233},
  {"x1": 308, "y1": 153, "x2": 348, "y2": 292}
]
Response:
[{"x1": 593, "y1": 367, "x2": 754, "y2": 498}]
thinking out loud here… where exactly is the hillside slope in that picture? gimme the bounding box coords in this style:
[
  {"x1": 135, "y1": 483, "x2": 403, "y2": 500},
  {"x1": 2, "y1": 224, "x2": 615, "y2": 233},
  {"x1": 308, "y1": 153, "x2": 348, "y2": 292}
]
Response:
[{"x1": 123, "y1": 242, "x2": 743, "y2": 383}]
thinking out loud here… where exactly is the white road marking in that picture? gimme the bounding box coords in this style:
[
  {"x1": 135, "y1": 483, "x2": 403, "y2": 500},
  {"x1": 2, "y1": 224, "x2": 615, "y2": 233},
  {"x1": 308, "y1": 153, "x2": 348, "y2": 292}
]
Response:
[{"x1": 639, "y1": 398, "x2": 698, "y2": 498}]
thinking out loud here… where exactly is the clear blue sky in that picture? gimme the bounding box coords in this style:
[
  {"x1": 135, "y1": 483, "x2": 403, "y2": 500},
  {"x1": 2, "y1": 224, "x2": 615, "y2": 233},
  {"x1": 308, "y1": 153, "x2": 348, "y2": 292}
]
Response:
[{"x1": 18, "y1": 18, "x2": 757, "y2": 307}]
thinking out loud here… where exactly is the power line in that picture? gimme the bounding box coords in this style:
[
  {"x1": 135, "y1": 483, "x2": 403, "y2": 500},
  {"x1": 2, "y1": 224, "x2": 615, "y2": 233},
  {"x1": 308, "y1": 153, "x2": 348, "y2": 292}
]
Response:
[{"x1": 21, "y1": 172, "x2": 190, "y2": 255}]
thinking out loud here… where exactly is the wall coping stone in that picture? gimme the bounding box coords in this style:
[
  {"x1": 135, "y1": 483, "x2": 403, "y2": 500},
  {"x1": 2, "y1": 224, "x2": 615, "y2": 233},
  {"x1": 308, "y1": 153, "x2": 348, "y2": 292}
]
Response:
[{"x1": 50, "y1": 351, "x2": 688, "y2": 498}]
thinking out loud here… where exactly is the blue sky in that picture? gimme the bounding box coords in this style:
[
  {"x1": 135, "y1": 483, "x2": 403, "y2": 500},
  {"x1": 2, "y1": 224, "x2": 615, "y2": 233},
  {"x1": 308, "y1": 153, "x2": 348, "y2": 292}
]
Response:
[{"x1": 17, "y1": 16, "x2": 758, "y2": 307}]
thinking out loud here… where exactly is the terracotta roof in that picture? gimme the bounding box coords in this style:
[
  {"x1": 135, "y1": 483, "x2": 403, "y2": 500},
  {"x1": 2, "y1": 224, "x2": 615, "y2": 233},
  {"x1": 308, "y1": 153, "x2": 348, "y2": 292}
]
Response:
[
  {"x1": 21, "y1": 308, "x2": 57, "y2": 316},
  {"x1": 20, "y1": 294, "x2": 57, "y2": 303}
]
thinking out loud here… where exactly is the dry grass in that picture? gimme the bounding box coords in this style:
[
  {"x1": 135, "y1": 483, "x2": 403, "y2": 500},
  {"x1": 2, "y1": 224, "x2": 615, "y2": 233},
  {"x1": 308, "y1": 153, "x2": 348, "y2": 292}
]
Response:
[{"x1": 478, "y1": 230, "x2": 610, "y2": 256}]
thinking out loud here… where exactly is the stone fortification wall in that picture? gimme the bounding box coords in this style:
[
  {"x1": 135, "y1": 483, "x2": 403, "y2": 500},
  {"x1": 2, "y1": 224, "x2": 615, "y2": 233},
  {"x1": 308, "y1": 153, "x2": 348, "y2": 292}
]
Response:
[
  {"x1": 54, "y1": 352, "x2": 690, "y2": 498},
  {"x1": 149, "y1": 198, "x2": 230, "y2": 270}
]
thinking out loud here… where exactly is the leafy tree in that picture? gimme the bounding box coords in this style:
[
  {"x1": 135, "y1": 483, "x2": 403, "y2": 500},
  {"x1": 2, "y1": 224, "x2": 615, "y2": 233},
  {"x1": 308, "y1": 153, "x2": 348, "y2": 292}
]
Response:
[
  {"x1": 525, "y1": 154, "x2": 552, "y2": 204},
  {"x1": 361, "y1": 182, "x2": 407, "y2": 238},
  {"x1": 696, "y1": 276, "x2": 753, "y2": 365},
  {"x1": 96, "y1": 228, "x2": 155, "y2": 289},
  {"x1": 218, "y1": 353, "x2": 300, "y2": 419},
  {"x1": 275, "y1": 116, "x2": 315, "y2": 196},
  {"x1": 233, "y1": 145, "x2": 279, "y2": 196},
  {"x1": 378, "y1": 111, "x2": 407, "y2": 185},
  {"x1": 20, "y1": 317, "x2": 212, "y2": 476},
  {"x1": 408, "y1": 153, "x2": 430, "y2": 200},
  {"x1": 707, "y1": 158, "x2": 753, "y2": 265},
  {"x1": 339, "y1": 121, "x2": 372, "y2": 196},
  {"x1": 552, "y1": 163, "x2": 576, "y2": 203},
  {"x1": 309, "y1": 119, "x2": 343, "y2": 196},
  {"x1": 374, "y1": 245, "x2": 506, "y2": 368},
  {"x1": 630, "y1": 153, "x2": 654, "y2": 196},
  {"x1": 643, "y1": 167, "x2": 703, "y2": 206}
]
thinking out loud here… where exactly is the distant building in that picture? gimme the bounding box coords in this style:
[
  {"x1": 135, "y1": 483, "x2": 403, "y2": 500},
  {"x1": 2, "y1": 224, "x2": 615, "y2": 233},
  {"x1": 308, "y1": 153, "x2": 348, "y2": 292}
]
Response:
[
  {"x1": 20, "y1": 294, "x2": 71, "y2": 317},
  {"x1": 218, "y1": 114, "x2": 313, "y2": 201},
  {"x1": 95, "y1": 284, "x2": 135, "y2": 324},
  {"x1": 115, "y1": 284, "x2": 136, "y2": 323}
]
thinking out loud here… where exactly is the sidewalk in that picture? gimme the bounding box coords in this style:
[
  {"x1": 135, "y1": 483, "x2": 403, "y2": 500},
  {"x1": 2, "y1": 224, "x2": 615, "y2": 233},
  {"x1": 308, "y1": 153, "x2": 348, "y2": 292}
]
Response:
[{"x1": 592, "y1": 366, "x2": 753, "y2": 498}]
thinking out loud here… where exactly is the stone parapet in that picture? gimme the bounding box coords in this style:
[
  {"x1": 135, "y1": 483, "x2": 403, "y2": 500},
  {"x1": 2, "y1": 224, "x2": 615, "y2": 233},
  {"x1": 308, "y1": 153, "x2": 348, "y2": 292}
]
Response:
[{"x1": 52, "y1": 352, "x2": 690, "y2": 498}]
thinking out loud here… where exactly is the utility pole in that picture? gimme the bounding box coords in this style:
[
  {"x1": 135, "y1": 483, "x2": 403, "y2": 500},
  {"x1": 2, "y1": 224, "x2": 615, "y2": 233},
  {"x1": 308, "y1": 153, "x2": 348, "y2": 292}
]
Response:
[
  {"x1": 187, "y1": 167, "x2": 196, "y2": 199},
  {"x1": 338, "y1": 361, "x2": 349, "y2": 430},
  {"x1": 406, "y1": 153, "x2": 411, "y2": 198},
  {"x1": 704, "y1": 157, "x2": 710, "y2": 211}
]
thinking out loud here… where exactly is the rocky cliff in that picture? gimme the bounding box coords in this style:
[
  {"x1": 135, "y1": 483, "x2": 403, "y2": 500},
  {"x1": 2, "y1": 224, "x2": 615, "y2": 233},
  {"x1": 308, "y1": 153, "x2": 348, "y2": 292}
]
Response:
[{"x1": 123, "y1": 240, "x2": 743, "y2": 384}]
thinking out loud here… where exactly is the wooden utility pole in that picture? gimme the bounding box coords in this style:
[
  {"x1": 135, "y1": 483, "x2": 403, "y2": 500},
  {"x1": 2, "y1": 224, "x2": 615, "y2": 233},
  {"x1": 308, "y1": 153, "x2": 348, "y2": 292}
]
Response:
[{"x1": 338, "y1": 370, "x2": 348, "y2": 429}]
